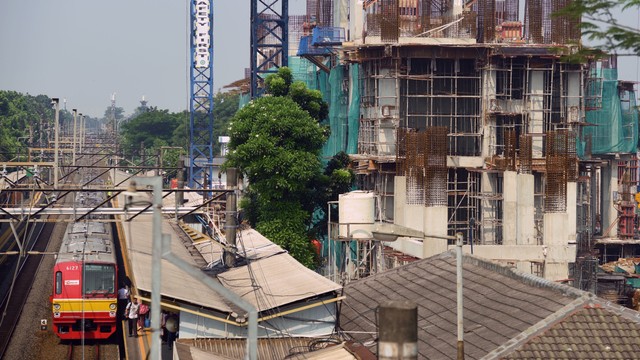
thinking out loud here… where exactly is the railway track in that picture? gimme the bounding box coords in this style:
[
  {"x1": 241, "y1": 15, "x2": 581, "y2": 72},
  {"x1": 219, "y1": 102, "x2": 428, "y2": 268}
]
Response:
[
  {"x1": 0, "y1": 220, "x2": 53, "y2": 359},
  {"x1": 68, "y1": 343, "x2": 101, "y2": 360}
]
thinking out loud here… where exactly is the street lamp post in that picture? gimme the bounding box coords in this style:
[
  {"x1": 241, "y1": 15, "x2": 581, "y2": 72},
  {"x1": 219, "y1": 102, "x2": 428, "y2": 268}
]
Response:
[{"x1": 51, "y1": 98, "x2": 60, "y2": 188}]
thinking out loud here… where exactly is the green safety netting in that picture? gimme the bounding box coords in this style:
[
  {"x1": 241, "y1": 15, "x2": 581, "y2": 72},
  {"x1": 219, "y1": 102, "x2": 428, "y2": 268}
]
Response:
[
  {"x1": 237, "y1": 57, "x2": 362, "y2": 160},
  {"x1": 579, "y1": 68, "x2": 639, "y2": 157},
  {"x1": 316, "y1": 63, "x2": 361, "y2": 159}
]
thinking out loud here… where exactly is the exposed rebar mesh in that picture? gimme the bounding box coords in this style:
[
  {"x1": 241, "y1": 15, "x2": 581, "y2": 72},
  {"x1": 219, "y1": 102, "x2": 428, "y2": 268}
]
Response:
[
  {"x1": 396, "y1": 127, "x2": 408, "y2": 176},
  {"x1": 526, "y1": 0, "x2": 543, "y2": 44},
  {"x1": 545, "y1": 130, "x2": 568, "y2": 213},
  {"x1": 318, "y1": 0, "x2": 333, "y2": 26},
  {"x1": 425, "y1": 127, "x2": 448, "y2": 207},
  {"x1": 567, "y1": 131, "x2": 578, "y2": 181},
  {"x1": 551, "y1": 0, "x2": 580, "y2": 44},
  {"x1": 504, "y1": 0, "x2": 519, "y2": 21},
  {"x1": 480, "y1": 0, "x2": 496, "y2": 43},
  {"x1": 519, "y1": 134, "x2": 533, "y2": 174},
  {"x1": 381, "y1": 0, "x2": 400, "y2": 42},
  {"x1": 504, "y1": 129, "x2": 517, "y2": 171},
  {"x1": 405, "y1": 130, "x2": 425, "y2": 205}
]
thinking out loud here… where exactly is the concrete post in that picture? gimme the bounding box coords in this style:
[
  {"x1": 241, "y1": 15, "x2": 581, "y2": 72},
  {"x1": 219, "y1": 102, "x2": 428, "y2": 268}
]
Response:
[
  {"x1": 378, "y1": 301, "x2": 418, "y2": 360},
  {"x1": 503, "y1": 171, "x2": 517, "y2": 245},
  {"x1": 529, "y1": 71, "x2": 544, "y2": 157},
  {"x1": 423, "y1": 207, "x2": 448, "y2": 258},
  {"x1": 517, "y1": 173, "x2": 535, "y2": 245},
  {"x1": 224, "y1": 168, "x2": 238, "y2": 267}
]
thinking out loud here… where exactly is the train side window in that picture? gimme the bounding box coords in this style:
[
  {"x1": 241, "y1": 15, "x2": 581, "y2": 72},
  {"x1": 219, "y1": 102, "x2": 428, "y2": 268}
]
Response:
[{"x1": 55, "y1": 271, "x2": 62, "y2": 294}]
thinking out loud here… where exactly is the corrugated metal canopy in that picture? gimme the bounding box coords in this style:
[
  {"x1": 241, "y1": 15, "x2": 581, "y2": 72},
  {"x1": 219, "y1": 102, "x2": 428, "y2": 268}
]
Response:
[
  {"x1": 194, "y1": 228, "x2": 342, "y2": 311},
  {"x1": 124, "y1": 213, "x2": 234, "y2": 312},
  {"x1": 175, "y1": 338, "x2": 358, "y2": 360},
  {"x1": 117, "y1": 172, "x2": 341, "y2": 316}
]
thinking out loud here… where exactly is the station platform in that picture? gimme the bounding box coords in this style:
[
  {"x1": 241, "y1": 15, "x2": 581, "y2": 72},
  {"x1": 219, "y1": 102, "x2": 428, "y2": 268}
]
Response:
[{"x1": 110, "y1": 170, "x2": 343, "y2": 359}]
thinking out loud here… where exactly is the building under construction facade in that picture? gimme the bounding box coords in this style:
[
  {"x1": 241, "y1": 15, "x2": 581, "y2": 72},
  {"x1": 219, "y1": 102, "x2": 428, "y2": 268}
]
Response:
[{"x1": 290, "y1": 0, "x2": 639, "y2": 285}]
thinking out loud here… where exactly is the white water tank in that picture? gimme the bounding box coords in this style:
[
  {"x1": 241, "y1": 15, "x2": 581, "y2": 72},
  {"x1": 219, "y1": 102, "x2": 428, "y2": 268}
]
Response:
[{"x1": 338, "y1": 191, "x2": 375, "y2": 239}]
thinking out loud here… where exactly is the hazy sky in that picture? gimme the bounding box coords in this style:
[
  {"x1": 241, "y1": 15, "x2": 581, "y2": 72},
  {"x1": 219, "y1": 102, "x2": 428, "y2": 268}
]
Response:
[
  {"x1": 0, "y1": 1, "x2": 637, "y2": 118},
  {"x1": 0, "y1": 0, "x2": 306, "y2": 118}
]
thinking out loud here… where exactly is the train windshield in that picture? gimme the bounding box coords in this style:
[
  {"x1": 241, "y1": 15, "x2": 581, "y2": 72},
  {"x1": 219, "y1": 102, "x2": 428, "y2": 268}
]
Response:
[{"x1": 83, "y1": 264, "x2": 116, "y2": 297}]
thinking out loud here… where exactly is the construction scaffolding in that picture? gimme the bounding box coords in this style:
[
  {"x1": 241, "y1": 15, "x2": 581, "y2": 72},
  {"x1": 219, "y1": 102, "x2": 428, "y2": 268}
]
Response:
[
  {"x1": 400, "y1": 57, "x2": 482, "y2": 156},
  {"x1": 447, "y1": 168, "x2": 481, "y2": 243}
]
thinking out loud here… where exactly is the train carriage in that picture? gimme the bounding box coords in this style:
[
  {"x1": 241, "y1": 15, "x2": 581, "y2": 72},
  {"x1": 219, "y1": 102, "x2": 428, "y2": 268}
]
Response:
[{"x1": 51, "y1": 192, "x2": 118, "y2": 340}]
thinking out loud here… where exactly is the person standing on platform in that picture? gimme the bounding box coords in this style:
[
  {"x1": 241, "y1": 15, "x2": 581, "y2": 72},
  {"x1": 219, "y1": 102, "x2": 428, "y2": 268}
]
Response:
[
  {"x1": 117, "y1": 284, "x2": 129, "y2": 319},
  {"x1": 125, "y1": 297, "x2": 140, "y2": 337}
]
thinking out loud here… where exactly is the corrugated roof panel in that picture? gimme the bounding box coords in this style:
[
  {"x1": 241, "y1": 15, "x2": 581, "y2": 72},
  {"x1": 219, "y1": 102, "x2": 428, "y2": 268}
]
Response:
[
  {"x1": 125, "y1": 213, "x2": 232, "y2": 312},
  {"x1": 218, "y1": 253, "x2": 342, "y2": 311},
  {"x1": 117, "y1": 171, "x2": 341, "y2": 317},
  {"x1": 176, "y1": 338, "x2": 357, "y2": 360}
]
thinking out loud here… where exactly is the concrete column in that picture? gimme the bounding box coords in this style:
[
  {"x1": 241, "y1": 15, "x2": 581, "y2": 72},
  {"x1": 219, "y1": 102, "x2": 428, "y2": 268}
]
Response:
[
  {"x1": 503, "y1": 171, "x2": 517, "y2": 245},
  {"x1": 423, "y1": 206, "x2": 448, "y2": 258},
  {"x1": 529, "y1": 71, "x2": 544, "y2": 157},
  {"x1": 543, "y1": 212, "x2": 569, "y2": 280},
  {"x1": 481, "y1": 172, "x2": 497, "y2": 244},
  {"x1": 566, "y1": 182, "x2": 577, "y2": 243},
  {"x1": 482, "y1": 70, "x2": 496, "y2": 159},
  {"x1": 517, "y1": 173, "x2": 535, "y2": 245},
  {"x1": 601, "y1": 161, "x2": 618, "y2": 238},
  {"x1": 394, "y1": 176, "x2": 406, "y2": 227},
  {"x1": 567, "y1": 72, "x2": 582, "y2": 123}
]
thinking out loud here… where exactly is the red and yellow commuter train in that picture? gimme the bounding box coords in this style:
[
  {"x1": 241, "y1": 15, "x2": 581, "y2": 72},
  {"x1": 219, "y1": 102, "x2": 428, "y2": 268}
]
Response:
[{"x1": 50, "y1": 190, "x2": 118, "y2": 340}]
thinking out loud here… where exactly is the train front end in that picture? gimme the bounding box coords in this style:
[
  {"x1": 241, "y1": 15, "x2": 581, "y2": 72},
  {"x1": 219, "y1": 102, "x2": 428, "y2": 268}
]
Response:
[{"x1": 51, "y1": 261, "x2": 117, "y2": 340}]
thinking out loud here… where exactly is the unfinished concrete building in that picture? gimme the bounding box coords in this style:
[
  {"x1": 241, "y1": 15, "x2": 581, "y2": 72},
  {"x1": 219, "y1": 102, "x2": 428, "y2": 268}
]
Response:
[{"x1": 297, "y1": 0, "x2": 593, "y2": 282}]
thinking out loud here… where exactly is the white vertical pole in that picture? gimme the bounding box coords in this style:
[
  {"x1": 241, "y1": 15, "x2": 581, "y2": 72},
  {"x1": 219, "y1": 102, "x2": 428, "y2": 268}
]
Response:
[
  {"x1": 52, "y1": 98, "x2": 60, "y2": 188},
  {"x1": 72, "y1": 109, "x2": 77, "y2": 166},
  {"x1": 456, "y1": 232, "x2": 465, "y2": 360}
]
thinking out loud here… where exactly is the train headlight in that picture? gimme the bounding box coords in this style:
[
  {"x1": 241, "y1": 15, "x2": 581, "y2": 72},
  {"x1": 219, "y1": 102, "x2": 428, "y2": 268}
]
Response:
[
  {"x1": 53, "y1": 304, "x2": 61, "y2": 311},
  {"x1": 109, "y1": 303, "x2": 117, "y2": 310}
]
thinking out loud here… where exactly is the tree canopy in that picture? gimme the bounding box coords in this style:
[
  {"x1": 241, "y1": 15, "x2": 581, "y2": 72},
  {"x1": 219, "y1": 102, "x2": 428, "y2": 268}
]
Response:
[
  {"x1": 0, "y1": 91, "x2": 54, "y2": 161},
  {"x1": 224, "y1": 67, "x2": 353, "y2": 268},
  {"x1": 557, "y1": 0, "x2": 640, "y2": 58}
]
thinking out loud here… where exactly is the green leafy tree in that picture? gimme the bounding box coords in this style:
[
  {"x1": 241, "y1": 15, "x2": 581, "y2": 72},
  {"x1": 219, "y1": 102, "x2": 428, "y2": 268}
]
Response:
[
  {"x1": 225, "y1": 68, "x2": 329, "y2": 268},
  {"x1": 104, "y1": 106, "x2": 126, "y2": 121},
  {"x1": 556, "y1": 0, "x2": 640, "y2": 59},
  {"x1": 120, "y1": 109, "x2": 183, "y2": 165},
  {"x1": 0, "y1": 91, "x2": 55, "y2": 161}
]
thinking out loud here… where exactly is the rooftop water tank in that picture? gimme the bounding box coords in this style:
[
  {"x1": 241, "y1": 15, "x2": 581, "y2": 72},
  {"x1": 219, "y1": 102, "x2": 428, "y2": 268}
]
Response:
[{"x1": 338, "y1": 191, "x2": 375, "y2": 239}]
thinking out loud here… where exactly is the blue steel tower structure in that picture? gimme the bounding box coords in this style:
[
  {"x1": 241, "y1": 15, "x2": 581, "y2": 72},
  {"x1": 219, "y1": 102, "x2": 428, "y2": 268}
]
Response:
[
  {"x1": 250, "y1": 0, "x2": 288, "y2": 98},
  {"x1": 189, "y1": 0, "x2": 214, "y2": 189}
]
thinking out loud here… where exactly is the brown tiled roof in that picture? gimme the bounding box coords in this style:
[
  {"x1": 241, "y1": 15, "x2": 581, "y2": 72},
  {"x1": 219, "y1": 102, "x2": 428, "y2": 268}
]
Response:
[
  {"x1": 338, "y1": 251, "x2": 586, "y2": 360},
  {"x1": 499, "y1": 303, "x2": 640, "y2": 359}
]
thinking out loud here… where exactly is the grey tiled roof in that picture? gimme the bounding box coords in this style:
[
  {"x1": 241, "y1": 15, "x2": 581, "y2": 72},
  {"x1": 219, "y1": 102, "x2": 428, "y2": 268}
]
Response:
[
  {"x1": 501, "y1": 304, "x2": 640, "y2": 359},
  {"x1": 338, "y1": 251, "x2": 586, "y2": 360}
]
